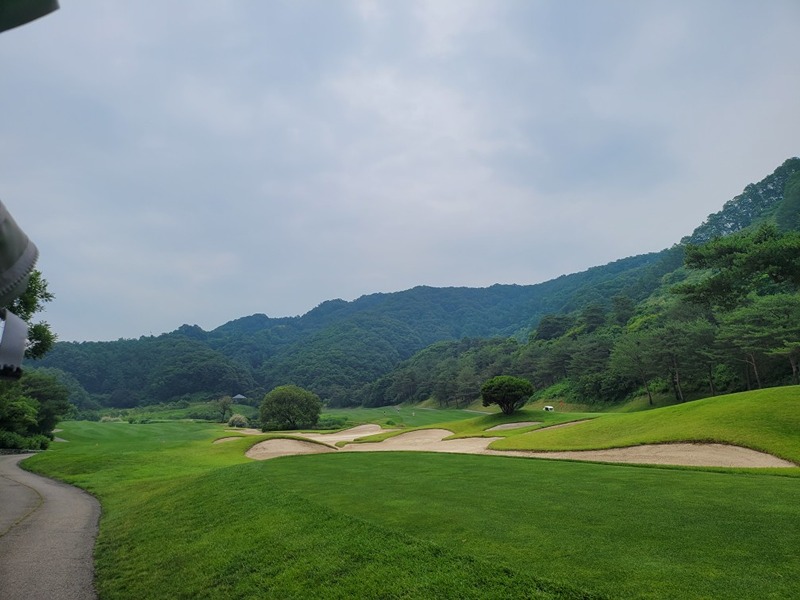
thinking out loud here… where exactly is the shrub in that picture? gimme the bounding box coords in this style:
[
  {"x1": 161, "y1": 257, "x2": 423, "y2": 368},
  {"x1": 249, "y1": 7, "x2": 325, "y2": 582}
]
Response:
[
  {"x1": 0, "y1": 430, "x2": 50, "y2": 450},
  {"x1": 315, "y1": 416, "x2": 347, "y2": 430},
  {"x1": 480, "y1": 375, "x2": 534, "y2": 415},
  {"x1": 74, "y1": 410, "x2": 100, "y2": 421},
  {"x1": 227, "y1": 414, "x2": 249, "y2": 428},
  {"x1": 260, "y1": 385, "x2": 322, "y2": 431}
]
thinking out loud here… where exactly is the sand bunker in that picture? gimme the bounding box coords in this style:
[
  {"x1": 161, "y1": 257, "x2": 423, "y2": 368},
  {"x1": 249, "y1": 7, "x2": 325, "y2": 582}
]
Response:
[
  {"x1": 486, "y1": 422, "x2": 541, "y2": 431},
  {"x1": 506, "y1": 444, "x2": 797, "y2": 468},
  {"x1": 213, "y1": 436, "x2": 244, "y2": 444},
  {"x1": 244, "y1": 425, "x2": 795, "y2": 468},
  {"x1": 287, "y1": 423, "x2": 389, "y2": 443},
  {"x1": 345, "y1": 429, "x2": 503, "y2": 454},
  {"x1": 246, "y1": 438, "x2": 336, "y2": 460}
]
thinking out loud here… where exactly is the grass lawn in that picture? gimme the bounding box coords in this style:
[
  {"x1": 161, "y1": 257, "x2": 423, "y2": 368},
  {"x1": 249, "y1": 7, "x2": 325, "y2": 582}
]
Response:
[
  {"x1": 22, "y1": 389, "x2": 800, "y2": 599},
  {"x1": 262, "y1": 452, "x2": 800, "y2": 600}
]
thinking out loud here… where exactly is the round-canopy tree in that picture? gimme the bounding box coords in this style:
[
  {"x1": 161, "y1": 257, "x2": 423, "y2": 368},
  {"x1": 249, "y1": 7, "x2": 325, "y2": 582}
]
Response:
[
  {"x1": 260, "y1": 384, "x2": 322, "y2": 431},
  {"x1": 480, "y1": 375, "x2": 534, "y2": 415}
]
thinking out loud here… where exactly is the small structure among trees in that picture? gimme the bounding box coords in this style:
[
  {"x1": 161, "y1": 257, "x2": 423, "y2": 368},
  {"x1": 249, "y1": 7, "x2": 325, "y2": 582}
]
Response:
[{"x1": 480, "y1": 375, "x2": 534, "y2": 415}]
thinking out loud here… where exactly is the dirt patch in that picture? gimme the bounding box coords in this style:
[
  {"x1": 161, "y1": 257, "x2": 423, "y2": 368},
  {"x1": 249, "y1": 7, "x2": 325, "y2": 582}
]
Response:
[{"x1": 486, "y1": 422, "x2": 541, "y2": 431}]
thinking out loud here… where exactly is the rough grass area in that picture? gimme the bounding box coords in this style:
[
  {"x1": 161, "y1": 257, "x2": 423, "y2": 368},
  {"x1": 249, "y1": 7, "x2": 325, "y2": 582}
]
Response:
[{"x1": 321, "y1": 406, "x2": 479, "y2": 428}]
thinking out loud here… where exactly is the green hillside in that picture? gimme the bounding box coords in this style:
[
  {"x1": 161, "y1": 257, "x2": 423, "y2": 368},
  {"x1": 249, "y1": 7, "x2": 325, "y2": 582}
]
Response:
[
  {"x1": 31, "y1": 157, "x2": 800, "y2": 413},
  {"x1": 35, "y1": 251, "x2": 672, "y2": 408}
]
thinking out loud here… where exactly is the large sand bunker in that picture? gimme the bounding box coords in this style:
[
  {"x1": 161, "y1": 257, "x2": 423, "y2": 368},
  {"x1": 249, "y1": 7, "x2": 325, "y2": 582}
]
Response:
[
  {"x1": 285, "y1": 423, "x2": 388, "y2": 443},
  {"x1": 246, "y1": 438, "x2": 336, "y2": 460},
  {"x1": 245, "y1": 426, "x2": 796, "y2": 468},
  {"x1": 500, "y1": 443, "x2": 796, "y2": 468},
  {"x1": 345, "y1": 429, "x2": 503, "y2": 454}
]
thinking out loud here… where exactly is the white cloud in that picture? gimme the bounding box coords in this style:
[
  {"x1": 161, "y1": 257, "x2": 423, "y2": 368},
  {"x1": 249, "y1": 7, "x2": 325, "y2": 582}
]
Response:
[{"x1": 2, "y1": 0, "x2": 798, "y2": 341}]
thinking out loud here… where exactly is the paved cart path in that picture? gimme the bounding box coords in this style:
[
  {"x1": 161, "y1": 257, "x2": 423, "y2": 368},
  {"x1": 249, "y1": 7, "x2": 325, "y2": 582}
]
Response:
[{"x1": 0, "y1": 454, "x2": 99, "y2": 600}]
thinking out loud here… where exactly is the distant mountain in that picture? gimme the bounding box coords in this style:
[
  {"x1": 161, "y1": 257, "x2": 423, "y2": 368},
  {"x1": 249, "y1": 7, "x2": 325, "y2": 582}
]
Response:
[{"x1": 34, "y1": 158, "x2": 800, "y2": 408}]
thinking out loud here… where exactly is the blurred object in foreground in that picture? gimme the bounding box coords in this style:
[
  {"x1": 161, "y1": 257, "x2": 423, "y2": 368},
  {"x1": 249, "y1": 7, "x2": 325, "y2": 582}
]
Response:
[{"x1": 0, "y1": 0, "x2": 59, "y2": 33}]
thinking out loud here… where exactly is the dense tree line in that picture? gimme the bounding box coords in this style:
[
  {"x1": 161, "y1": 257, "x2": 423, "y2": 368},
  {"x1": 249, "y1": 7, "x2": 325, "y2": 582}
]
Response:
[
  {"x1": 34, "y1": 250, "x2": 669, "y2": 408},
  {"x1": 683, "y1": 157, "x2": 800, "y2": 244},
  {"x1": 0, "y1": 271, "x2": 70, "y2": 449},
  {"x1": 0, "y1": 370, "x2": 72, "y2": 450},
  {"x1": 32, "y1": 231, "x2": 800, "y2": 412},
  {"x1": 366, "y1": 223, "x2": 800, "y2": 408},
  {"x1": 38, "y1": 335, "x2": 256, "y2": 408}
]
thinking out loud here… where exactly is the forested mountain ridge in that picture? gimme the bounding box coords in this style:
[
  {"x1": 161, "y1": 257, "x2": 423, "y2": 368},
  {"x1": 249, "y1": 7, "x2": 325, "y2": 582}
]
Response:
[
  {"x1": 368, "y1": 158, "x2": 800, "y2": 409},
  {"x1": 683, "y1": 157, "x2": 800, "y2": 244},
  {"x1": 33, "y1": 158, "x2": 800, "y2": 409},
  {"x1": 38, "y1": 250, "x2": 670, "y2": 407}
]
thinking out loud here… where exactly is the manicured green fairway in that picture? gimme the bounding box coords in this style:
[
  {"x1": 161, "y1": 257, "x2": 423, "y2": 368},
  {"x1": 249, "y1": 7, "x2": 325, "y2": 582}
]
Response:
[
  {"x1": 22, "y1": 390, "x2": 800, "y2": 599},
  {"x1": 263, "y1": 452, "x2": 800, "y2": 599}
]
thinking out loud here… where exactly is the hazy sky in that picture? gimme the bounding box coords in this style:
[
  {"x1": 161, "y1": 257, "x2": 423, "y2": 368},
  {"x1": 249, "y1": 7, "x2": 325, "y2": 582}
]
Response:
[{"x1": 2, "y1": 1, "x2": 798, "y2": 341}]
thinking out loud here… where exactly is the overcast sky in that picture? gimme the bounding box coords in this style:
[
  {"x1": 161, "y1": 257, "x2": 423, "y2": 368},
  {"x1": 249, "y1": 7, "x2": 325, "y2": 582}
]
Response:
[{"x1": 2, "y1": 1, "x2": 798, "y2": 342}]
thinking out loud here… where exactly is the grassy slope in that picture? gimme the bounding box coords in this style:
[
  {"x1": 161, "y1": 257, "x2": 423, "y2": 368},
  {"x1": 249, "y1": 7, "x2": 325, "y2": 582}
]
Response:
[
  {"x1": 489, "y1": 387, "x2": 800, "y2": 464},
  {"x1": 22, "y1": 387, "x2": 800, "y2": 599}
]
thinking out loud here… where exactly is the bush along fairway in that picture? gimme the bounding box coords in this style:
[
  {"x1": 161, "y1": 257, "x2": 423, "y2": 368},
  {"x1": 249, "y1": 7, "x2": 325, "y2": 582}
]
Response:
[{"x1": 22, "y1": 389, "x2": 800, "y2": 599}]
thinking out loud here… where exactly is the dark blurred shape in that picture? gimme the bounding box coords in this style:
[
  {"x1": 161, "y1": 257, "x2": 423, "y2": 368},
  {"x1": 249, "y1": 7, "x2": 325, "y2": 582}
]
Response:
[
  {"x1": 0, "y1": 200, "x2": 38, "y2": 307},
  {"x1": 0, "y1": 0, "x2": 59, "y2": 377},
  {"x1": 0, "y1": 0, "x2": 59, "y2": 33},
  {"x1": 0, "y1": 309, "x2": 26, "y2": 378},
  {"x1": 0, "y1": 201, "x2": 38, "y2": 378}
]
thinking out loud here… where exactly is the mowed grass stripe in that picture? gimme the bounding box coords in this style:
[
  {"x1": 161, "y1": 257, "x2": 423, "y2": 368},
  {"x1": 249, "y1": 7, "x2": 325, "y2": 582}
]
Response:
[
  {"x1": 92, "y1": 465, "x2": 592, "y2": 600},
  {"x1": 260, "y1": 452, "x2": 800, "y2": 600}
]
